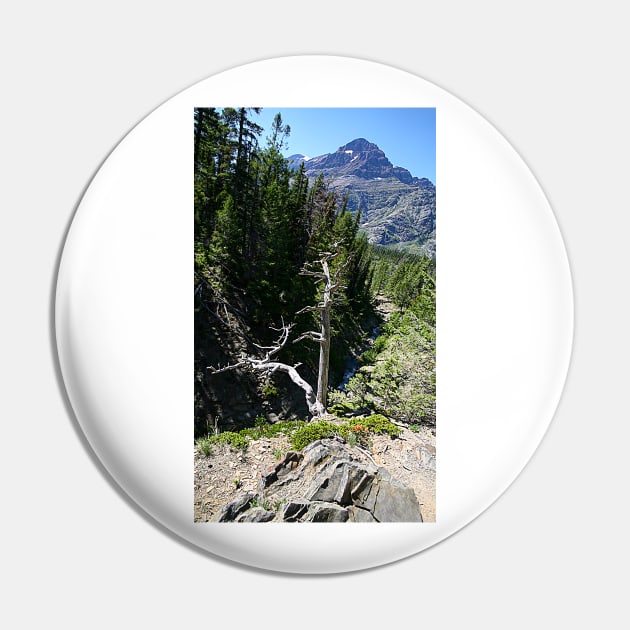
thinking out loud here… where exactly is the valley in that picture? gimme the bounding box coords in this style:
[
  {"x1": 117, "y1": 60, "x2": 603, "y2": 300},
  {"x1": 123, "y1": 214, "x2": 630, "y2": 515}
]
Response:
[{"x1": 194, "y1": 107, "x2": 436, "y2": 522}]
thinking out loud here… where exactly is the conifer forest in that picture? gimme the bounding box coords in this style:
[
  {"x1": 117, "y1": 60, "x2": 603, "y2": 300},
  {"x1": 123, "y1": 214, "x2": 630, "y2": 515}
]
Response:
[{"x1": 194, "y1": 107, "x2": 435, "y2": 443}]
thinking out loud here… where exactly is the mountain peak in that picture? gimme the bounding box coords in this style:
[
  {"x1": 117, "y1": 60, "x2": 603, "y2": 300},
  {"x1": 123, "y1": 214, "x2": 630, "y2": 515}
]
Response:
[
  {"x1": 338, "y1": 138, "x2": 380, "y2": 153},
  {"x1": 289, "y1": 138, "x2": 435, "y2": 256}
]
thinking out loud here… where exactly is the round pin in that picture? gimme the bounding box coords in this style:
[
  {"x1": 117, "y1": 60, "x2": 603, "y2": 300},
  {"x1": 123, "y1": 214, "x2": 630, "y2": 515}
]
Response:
[{"x1": 55, "y1": 55, "x2": 572, "y2": 574}]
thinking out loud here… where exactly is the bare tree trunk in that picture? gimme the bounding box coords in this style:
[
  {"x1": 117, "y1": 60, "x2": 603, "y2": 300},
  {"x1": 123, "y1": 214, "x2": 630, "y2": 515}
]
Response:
[
  {"x1": 316, "y1": 260, "x2": 332, "y2": 411},
  {"x1": 296, "y1": 248, "x2": 345, "y2": 418}
]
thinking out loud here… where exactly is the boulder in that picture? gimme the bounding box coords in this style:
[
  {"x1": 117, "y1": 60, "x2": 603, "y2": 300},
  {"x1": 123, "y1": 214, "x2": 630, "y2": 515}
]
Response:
[{"x1": 237, "y1": 507, "x2": 276, "y2": 523}]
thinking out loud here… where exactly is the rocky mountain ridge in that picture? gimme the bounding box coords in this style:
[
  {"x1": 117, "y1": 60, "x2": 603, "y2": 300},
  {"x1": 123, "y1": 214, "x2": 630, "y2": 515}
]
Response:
[{"x1": 288, "y1": 138, "x2": 436, "y2": 256}]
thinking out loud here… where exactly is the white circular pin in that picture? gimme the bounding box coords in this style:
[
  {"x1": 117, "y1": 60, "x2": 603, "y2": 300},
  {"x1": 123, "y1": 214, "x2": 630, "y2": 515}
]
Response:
[{"x1": 55, "y1": 56, "x2": 572, "y2": 573}]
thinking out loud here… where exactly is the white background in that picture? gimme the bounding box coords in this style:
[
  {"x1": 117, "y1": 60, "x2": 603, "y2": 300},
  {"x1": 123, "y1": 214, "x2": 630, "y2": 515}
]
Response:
[{"x1": 1, "y1": 1, "x2": 627, "y2": 628}]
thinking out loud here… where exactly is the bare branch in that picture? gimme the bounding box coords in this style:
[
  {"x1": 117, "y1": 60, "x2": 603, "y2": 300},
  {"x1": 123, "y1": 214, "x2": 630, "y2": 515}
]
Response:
[
  {"x1": 206, "y1": 317, "x2": 325, "y2": 417},
  {"x1": 299, "y1": 269, "x2": 326, "y2": 279},
  {"x1": 293, "y1": 331, "x2": 325, "y2": 344},
  {"x1": 296, "y1": 303, "x2": 326, "y2": 314},
  {"x1": 206, "y1": 360, "x2": 248, "y2": 375}
]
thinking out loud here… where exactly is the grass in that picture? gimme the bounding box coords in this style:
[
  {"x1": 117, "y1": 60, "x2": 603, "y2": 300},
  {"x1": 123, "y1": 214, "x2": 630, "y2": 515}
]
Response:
[
  {"x1": 195, "y1": 431, "x2": 248, "y2": 455},
  {"x1": 196, "y1": 436, "x2": 214, "y2": 457}
]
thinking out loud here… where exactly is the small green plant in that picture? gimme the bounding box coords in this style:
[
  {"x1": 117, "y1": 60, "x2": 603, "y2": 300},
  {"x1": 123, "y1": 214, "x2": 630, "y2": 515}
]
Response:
[
  {"x1": 341, "y1": 423, "x2": 372, "y2": 447},
  {"x1": 327, "y1": 390, "x2": 366, "y2": 416},
  {"x1": 210, "y1": 431, "x2": 249, "y2": 451},
  {"x1": 195, "y1": 436, "x2": 214, "y2": 457},
  {"x1": 360, "y1": 347, "x2": 377, "y2": 364},
  {"x1": 273, "y1": 449, "x2": 285, "y2": 460},
  {"x1": 273, "y1": 499, "x2": 285, "y2": 512},
  {"x1": 254, "y1": 415, "x2": 268, "y2": 428},
  {"x1": 233, "y1": 478, "x2": 242, "y2": 489},
  {"x1": 261, "y1": 381, "x2": 280, "y2": 399},
  {"x1": 409, "y1": 423, "x2": 422, "y2": 433},
  {"x1": 249, "y1": 497, "x2": 271, "y2": 511}
]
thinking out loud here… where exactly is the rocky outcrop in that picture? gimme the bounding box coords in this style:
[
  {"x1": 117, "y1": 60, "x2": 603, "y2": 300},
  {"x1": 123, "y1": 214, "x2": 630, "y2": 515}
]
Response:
[{"x1": 214, "y1": 437, "x2": 423, "y2": 523}]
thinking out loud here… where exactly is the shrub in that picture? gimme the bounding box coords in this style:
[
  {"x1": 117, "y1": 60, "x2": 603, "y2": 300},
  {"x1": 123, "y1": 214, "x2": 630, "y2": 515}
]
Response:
[
  {"x1": 290, "y1": 420, "x2": 341, "y2": 450},
  {"x1": 211, "y1": 431, "x2": 249, "y2": 451},
  {"x1": 219, "y1": 419, "x2": 308, "y2": 443},
  {"x1": 352, "y1": 414, "x2": 401, "y2": 437},
  {"x1": 264, "y1": 419, "x2": 307, "y2": 438},
  {"x1": 373, "y1": 335, "x2": 387, "y2": 353}
]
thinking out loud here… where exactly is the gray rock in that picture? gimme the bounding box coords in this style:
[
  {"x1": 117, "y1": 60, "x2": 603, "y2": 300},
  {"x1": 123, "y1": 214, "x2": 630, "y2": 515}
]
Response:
[
  {"x1": 282, "y1": 501, "x2": 310, "y2": 522},
  {"x1": 215, "y1": 438, "x2": 423, "y2": 523},
  {"x1": 237, "y1": 507, "x2": 276, "y2": 523},
  {"x1": 372, "y1": 474, "x2": 423, "y2": 523},
  {"x1": 348, "y1": 506, "x2": 378, "y2": 522},
  {"x1": 304, "y1": 502, "x2": 349, "y2": 522},
  {"x1": 214, "y1": 493, "x2": 257, "y2": 522}
]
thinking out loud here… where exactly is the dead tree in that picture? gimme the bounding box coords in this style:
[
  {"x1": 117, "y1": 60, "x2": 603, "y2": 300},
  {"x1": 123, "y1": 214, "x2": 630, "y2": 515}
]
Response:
[
  {"x1": 294, "y1": 249, "x2": 343, "y2": 414},
  {"x1": 207, "y1": 319, "x2": 325, "y2": 418},
  {"x1": 207, "y1": 247, "x2": 346, "y2": 420}
]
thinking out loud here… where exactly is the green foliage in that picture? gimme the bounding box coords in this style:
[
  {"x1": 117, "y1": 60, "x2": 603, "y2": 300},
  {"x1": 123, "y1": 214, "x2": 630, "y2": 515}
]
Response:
[
  {"x1": 195, "y1": 431, "x2": 249, "y2": 453},
  {"x1": 350, "y1": 414, "x2": 401, "y2": 437},
  {"x1": 254, "y1": 415, "x2": 268, "y2": 428},
  {"x1": 210, "y1": 431, "x2": 249, "y2": 451},
  {"x1": 260, "y1": 381, "x2": 279, "y2": 399},
  {"x1": 196, "y1": 414, "x2": 401, "y2": 458},
  {"x1": 239, "y1": 419, "x2": 307, "y2": 441},
  {"x1": 344, "y1": 372, "x2": 371, "y2": 408},
  {"x1": 369, "y1": 245, "x2": 435, "y2": 312},
  {"x1": 290, "y1": 420, "x2": 341, "y2": 451},
  {"x1": 327, "y1": 392, "x2": 365, "y2": 416},
  {"x1": 249, "y1": 497, "x2": 272, "y2": 511},
  {"x1": 289, "y1": 416, "x2": 400, "y2": 450},
  {"x1": 336, "y1": 246, "x2": 436, "y2": 427},
  {"x1": 195, "y1": 436, "x2": 214, "y2": 457}
]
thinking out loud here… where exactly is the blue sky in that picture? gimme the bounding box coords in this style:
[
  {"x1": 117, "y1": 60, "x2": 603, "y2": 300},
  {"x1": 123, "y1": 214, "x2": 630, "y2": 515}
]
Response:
[{"x1": 253, "y1": 108, "x2": 436, "y2": 184}]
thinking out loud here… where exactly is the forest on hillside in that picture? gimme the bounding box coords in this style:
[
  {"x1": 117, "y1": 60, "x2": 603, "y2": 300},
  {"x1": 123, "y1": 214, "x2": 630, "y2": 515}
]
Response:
[{"x1": 194, "y1": 107, "x2": 435, "y2": 442}]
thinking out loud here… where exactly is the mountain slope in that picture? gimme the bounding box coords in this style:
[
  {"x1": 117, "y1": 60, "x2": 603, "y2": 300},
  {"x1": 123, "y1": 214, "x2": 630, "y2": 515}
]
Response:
[{"x1": 291, "y1": 138, "x2": 436, "y2": 256}]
